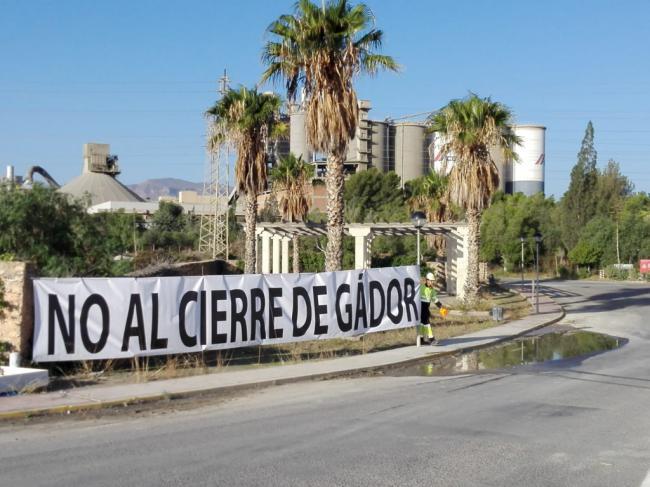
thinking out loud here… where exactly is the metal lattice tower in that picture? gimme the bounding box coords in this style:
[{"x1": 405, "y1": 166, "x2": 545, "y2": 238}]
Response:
[{"x1": 199, "y1": 70, "x2": 231, "y2": 259}]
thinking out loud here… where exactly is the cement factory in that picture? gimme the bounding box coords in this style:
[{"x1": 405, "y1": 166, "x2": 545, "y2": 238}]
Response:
[
  {"x1": 1, "y1": 143, "x2": 217, "y2": 216},
  {"x1": 286, "y1": 100, "x2": 546, "y2": 196},
  {"x1": 0, "y1": 100, "x2": 546, "y2": 217}
]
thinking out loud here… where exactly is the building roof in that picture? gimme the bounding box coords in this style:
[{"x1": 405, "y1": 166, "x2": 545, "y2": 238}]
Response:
[
  {"x1": 87, "y1": 199, "x2": 239, "y2": 216},
  {"x1": 58, "y1": 172, "x2": 144, "y2": 206}
]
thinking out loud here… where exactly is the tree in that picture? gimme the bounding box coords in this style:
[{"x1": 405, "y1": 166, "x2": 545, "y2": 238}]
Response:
[
  {"x1": 594, "y1": 159, "x2": 633, "y2": 265},
  {"x1": 480, "y1": 192, "x2": 561, "y2": 272},
  {"x1": 568, "y1": 240, "x2": 602, "y2": 269},
  {"x1": 262, "y1": 0, "x2": 398, "y2": 271},
  {"x1": 595, "y1": 159, "x2": 633, "y2": 218},
  {"x1": 206, "y1": 87, "x2": 282, "y2": 273},
  {"x1": 573, "y1": 216, "x2": 616, "y2": 267},
  {"x1": 94, "y1": 211, "x2": 145, "y2": 257},
  {"x1": 269, "y1": 153, "x2": 314, "y2": 272},
  {"x1": 618, "y1": 193, "x2": 650, "y2": 264},
  {"x1": 428, "y1": 94, "x2": 519, "y2": 304},
  {"x1": 0, "y1": 185, "x2": 114, "y2": 276},
  {"x1": 560, "y1": 121, "x2": 599, "y2": 249},
  {"x1": 142, "y1": 201, "x2": 196, "y2": 252},
  {"x1": 344, "y1": 168, "x2": 406, "y2": 222},
  {"x1": 405, "y1": 171, "x2": 451, "y2": 254}
]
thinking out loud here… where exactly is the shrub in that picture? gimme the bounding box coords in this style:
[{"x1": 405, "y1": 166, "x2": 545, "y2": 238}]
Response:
[
  {"x1": 604, "y1": 265, "x2": 630, "y2": 280},
  {"x1": 558, "y1": 266, "x2": 576, "y2": 280}
]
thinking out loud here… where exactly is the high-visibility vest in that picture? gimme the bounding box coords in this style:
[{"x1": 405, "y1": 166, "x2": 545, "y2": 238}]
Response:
[{"x1": 421, "y1": 285, "x2": 437, "y2": 303}]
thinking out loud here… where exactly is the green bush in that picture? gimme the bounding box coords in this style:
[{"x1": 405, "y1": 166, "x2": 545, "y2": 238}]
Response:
[
  {"x1": 0, "y1": 185, "x2": 115, "y2": 276},
  {"x1": 0, "y1": 341, "x2": 12, "y2": 365},
  {"x1": 557, "y1": 266, "x2": 575, "y2": 280},
  {"x1": 576, "y1": 267, "x2": 592, "y2": 279},
  {"x1": 604, "y1": 265, "x2": 630, "y2": 280}
]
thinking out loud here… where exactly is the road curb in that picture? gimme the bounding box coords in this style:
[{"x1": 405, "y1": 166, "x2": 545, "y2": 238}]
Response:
[{"x1": 0, "y1": 293, "x2": 566, "y2": 422}]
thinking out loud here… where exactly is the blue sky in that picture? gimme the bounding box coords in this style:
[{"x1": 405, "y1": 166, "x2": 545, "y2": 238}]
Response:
[{"x1": 1, "y1": 0, "x2": 649, "y2": 197}]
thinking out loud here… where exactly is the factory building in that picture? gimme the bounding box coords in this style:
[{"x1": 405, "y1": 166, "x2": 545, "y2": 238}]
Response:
[
  {"x1": 58, "y1": 143, "x2": 144, "y2": 206},
  {"x1": 0, "y1": 165, "x2": 23, "y2": 186},
  {"x1": 286, "y1": 101, "x2": 546, "y2": 196}
]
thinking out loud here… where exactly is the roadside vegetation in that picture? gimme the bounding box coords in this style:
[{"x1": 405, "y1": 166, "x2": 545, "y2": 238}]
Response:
[
  {"x1": 0, "y1": 185, "x2": 200, "y2": 277},
  {"x1": 480, "y1": 121, "x2": 650, "y2": 281},
  {"x1": 2, "y1": 117, "x2": 647, "y2": 284},
  {"x1": 45, "y1": 287, "x2": 520, "y2": 390},
  {"x1": 261, "y1": 0, "x2": 398, "y2": 272}
]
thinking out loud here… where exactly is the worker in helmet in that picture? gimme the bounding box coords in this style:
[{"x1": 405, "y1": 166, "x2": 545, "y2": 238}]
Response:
[{"x1": 419, "y1": 272, "x2": 448, "y2": 345}]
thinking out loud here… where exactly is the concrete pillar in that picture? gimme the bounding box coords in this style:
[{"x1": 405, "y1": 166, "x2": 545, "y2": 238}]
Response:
[
  {"x1": 446, "y1": 225, "x2": 469, "y2": 300},
  {"x1": 365, "y1": 235, "x2": 373, "y2": 269},
  {"x1": 281, "y1": 237, "x2": 291, "y2": 274},
  {"x1": 348, "y1": 225, "x2": 373, "y2": 270},
  {"x1": 260, "y1": 231, "x2": 272, "y2": 274},
  {"x1": 255, "y1": 230, "x2": 260, "y2": 273},
  {"x1": 272, "y1": 235, "x2": 282, "y2": 274}
]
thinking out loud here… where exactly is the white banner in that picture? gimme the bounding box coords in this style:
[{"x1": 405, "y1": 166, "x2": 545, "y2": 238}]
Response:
[{"x1": 32, "y1": 266, "x2": 420, "y2": 362}]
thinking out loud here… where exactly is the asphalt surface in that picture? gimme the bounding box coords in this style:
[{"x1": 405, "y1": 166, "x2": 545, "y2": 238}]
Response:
[{"x1": 1, "y1": 280, "x2": 649, "y2": 487}]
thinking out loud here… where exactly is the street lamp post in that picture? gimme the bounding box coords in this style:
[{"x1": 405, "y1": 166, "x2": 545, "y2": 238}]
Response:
[
  {"x1": 411, "y1": 211, "x2": 426, "y2": 267},
  {"x1": 534, "y1": 232, "x2": 543, "y2": 314},
  {"x1": 520, "y1": 236, "x2": 525, "y2": 291}
]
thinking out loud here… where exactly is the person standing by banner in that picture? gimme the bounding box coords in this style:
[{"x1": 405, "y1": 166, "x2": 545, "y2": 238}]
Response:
[{"x1": 418, "y1": 272, "x2": 447, "y2": 345}]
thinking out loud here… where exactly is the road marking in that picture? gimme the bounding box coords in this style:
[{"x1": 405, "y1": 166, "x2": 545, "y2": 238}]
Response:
[{"x1": 640, "y1": 468, "x2": 650, "y2": 487}]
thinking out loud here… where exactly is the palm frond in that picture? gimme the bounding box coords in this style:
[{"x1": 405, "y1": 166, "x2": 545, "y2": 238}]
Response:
[
  {"x1": 427, "y1": 93, "x2": 520, "y2": 212},
  {"x1": 206, "y1": 86, "x2": 282, "y2": 196},
  {"x1": 261, "y1": 0, "x2": 397, "y2": 153}
]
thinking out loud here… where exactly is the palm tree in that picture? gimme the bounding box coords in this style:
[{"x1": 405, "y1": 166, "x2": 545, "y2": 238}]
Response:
[
  {"x1": 428, "y1": 94, "x2": 520, "y2": 304},
  {"x1": 269, "y1": 153, "x2": 314, "y2": 272},
  {"x1": 261, "y1": 0, "x2": 398, "y2": 271},
  {"x1": 206, "y1": 87, "x2": 282, "y2": 274},
  {"x1": 406, "y1": 171, "x2": 450, "y2": 255}
]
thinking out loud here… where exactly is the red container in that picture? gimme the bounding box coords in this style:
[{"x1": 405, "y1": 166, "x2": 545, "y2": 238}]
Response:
[{"x1": 640, "y1": 260, "x2": 650, "y2": 274}]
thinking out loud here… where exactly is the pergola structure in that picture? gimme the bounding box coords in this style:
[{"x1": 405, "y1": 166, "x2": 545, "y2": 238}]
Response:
[{"x1": 256, "y1": 222, "x2": 470, "y2": 299}]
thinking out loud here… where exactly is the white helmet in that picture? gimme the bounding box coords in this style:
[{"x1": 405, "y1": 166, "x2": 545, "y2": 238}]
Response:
[{"x1": 426, "y1": 272, "x2": 435, "y2": 281}]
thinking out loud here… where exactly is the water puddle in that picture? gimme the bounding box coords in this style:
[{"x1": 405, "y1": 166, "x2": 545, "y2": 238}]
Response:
[{"x1": 386, "y1": 328, "x2": 626, "y2": 377}]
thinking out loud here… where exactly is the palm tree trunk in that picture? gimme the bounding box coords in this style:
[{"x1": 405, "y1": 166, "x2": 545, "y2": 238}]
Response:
[
  {"x1": 244, "y1": 192, "x2": 258, "y2": 274},
  {"x1": 292, "y1": 235, "x2": 300, "y2": 273},
  {"x1": 324, "y1": 151, "x2": 345, "y2": 272},
  {"x1": 464, "y1": 208, "x2": 481, "y2": 305}
]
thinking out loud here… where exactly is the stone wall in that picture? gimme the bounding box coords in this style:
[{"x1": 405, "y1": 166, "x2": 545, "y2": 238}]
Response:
[{"x1": 0, "y1": 262, "x2": 35, "y2": 358}]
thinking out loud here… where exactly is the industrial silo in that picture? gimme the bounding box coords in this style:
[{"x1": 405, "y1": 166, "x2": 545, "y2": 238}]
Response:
[
  {"x1": 369, "y1": 120, "x2": 387, "y2": 171},
  {"x1": 345, "y1": 100, "x2": 371, "y2": 171},
  {"x1": 394, "y1": 122, "x2": 427, "y2": 183},
  {"x1": 510, "y1": 125, "x2": 546, "y2": 195},
  {"x1": 430, "y1": 132, "x2": 454, "y2": 176},
  {"x1": 489, "y1": 145, "x2": 507, "y2": 192},
  {"x1": 424, "y1": 131, "x2": 435, "y2": 174},
  {"x1": 289, "y1": 105, "x2": 311, "y2": 162},
  {"x1": 430, "y1": 133, "x2": 510, "y2": 193}
]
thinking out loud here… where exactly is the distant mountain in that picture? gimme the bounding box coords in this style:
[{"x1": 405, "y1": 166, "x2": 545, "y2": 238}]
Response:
[{"x1": 127, "y1": 178, "x2": 203, "y2": 200}]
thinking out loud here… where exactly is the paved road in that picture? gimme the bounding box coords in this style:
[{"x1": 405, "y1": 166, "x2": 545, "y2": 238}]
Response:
[{"x1": 1, "y1": 280, "x2": 649, "y2": 487}]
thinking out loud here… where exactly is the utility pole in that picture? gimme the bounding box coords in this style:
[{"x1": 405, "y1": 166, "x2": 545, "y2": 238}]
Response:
[{"x1": 199, "y1": 69, "x2": 231, "y2": 260}]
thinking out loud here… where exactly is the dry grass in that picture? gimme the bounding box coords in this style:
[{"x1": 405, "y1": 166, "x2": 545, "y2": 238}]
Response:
[
  {"x1": 42, "y1": 287, "x2": 531, "y2": 391},
  {"x1": 43, "y1": 316, "x2": 507, "y2": 392}
]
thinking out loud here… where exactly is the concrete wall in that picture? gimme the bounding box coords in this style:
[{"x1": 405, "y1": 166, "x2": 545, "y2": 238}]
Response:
[{"x1": 0, "y1": 262, "x2": 35, "y2": 358}]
